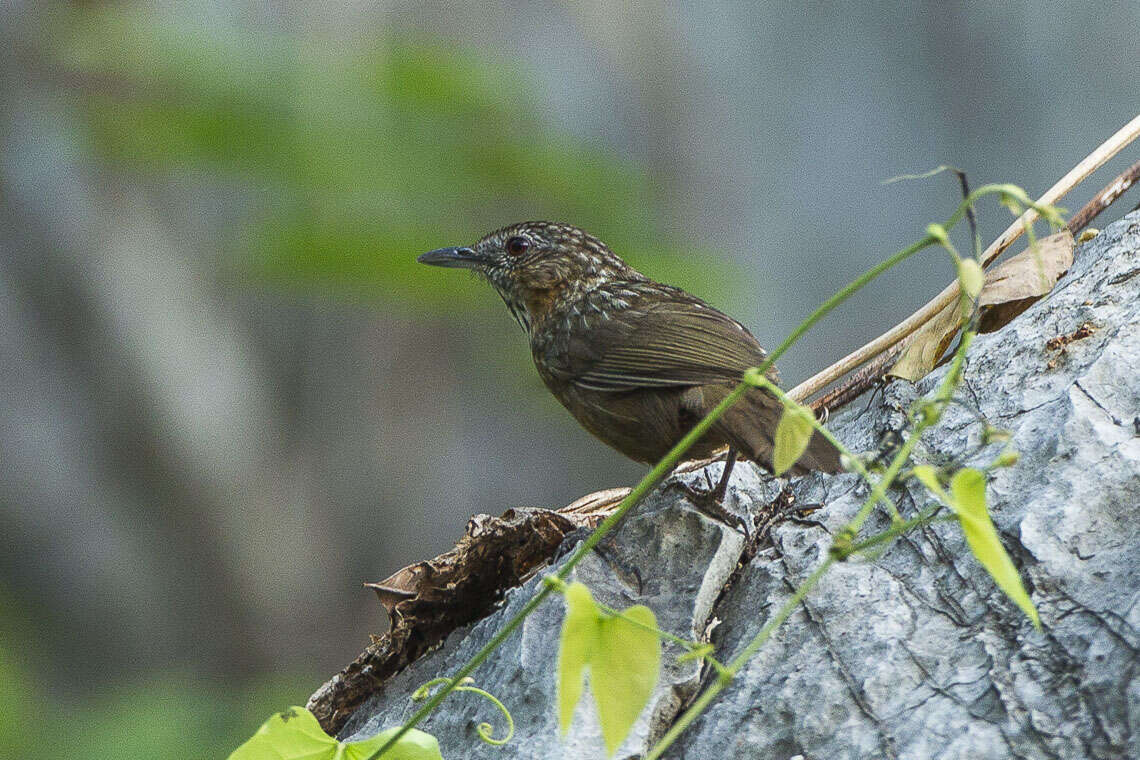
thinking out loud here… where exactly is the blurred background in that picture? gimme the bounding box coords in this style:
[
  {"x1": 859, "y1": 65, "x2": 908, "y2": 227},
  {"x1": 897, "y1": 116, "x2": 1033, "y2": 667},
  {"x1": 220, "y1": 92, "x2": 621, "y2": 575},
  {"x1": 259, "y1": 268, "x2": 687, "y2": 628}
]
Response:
[{"x1": 2, "y1": 1, "x2": 1139, "y2": 756}]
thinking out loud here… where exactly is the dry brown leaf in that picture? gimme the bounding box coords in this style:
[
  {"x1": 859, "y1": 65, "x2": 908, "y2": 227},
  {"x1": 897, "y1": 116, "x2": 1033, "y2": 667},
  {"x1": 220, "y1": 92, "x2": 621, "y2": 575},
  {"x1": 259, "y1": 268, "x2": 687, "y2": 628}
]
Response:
[
  {"x1": 977, "y1": 230, "x2": 1075, "y2": 332},
  {"x1": 889, "y1": 230, "x2": 1075, "y2": 381},
  {"x1": 887, "y1": 299, "x2": 962, "y2": 381}
]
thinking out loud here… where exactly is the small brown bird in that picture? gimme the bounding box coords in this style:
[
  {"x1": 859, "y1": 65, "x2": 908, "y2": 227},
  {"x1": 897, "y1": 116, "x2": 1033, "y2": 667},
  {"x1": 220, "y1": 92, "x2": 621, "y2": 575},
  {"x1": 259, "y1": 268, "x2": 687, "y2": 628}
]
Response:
[{"x1": 418, "y1": 222, "x2": 842, "y2": 504}]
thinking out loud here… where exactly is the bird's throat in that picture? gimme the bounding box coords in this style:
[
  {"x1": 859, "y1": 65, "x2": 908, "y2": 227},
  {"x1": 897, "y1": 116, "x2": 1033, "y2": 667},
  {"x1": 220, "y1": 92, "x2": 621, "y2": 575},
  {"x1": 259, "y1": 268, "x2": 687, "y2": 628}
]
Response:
[{"x1": 522, "y1": 286, "x2": 562, "y2": 330}]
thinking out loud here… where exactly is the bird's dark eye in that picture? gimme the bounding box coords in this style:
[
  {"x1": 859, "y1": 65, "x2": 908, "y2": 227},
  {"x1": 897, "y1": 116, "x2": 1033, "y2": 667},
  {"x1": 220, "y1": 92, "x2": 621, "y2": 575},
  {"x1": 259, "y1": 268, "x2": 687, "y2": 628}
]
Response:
[{"x1": 505, "y1": 236, "x2": 530, "y2": 256}]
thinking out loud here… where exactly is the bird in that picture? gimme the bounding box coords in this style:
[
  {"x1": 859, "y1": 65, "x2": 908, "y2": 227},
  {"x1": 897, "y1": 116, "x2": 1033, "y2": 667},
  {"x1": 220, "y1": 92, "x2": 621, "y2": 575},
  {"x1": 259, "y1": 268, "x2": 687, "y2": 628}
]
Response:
[{"x1": 417, "y1": 221, "x2": 843, "y2": 512}]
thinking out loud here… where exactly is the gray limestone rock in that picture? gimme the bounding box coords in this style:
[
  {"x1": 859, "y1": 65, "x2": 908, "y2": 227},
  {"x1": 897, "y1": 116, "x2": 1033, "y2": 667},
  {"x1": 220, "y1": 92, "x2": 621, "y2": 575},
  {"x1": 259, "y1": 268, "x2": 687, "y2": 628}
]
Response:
[{"x1": 333, "y1": 211, "x2": 1140, "y2": 759}]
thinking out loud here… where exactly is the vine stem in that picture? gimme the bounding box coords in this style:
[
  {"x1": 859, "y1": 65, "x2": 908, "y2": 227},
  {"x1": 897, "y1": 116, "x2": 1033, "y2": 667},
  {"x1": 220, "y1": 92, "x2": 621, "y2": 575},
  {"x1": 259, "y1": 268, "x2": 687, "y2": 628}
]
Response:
[
  {"x1": 847, "y1": 506, "x2": 942, "y2": 555},
  {"x1": 805, "y1": 156, "x2": 1140, "y2": 416},
  {"x1": 412, "y1": 678, "x2": 515, "y2": 745},
  {"x1": 645, "y1": 502, "x2": 948, "y2": 758},
  {"x1": 367, "y1": 176, "x2": 1026, "y2": 758},
  {"x1": 838, "y1": 331, "x2": 974, "y2": 542},
  {"x1": 789, "y1": 113, "x2": 1140, "y2": 403},
  {"x1": 644, "y1": 557, "x2": 835, "y2": 760},
  {"x1": 746, "y1": 373, "x2": 901, "y2": 523},
  {"x1": 541, "y1": 572, "x2": 732, "y2": 675},
  {"x1": 594, "y1": 600, "x2": 731, "y2": 675}
]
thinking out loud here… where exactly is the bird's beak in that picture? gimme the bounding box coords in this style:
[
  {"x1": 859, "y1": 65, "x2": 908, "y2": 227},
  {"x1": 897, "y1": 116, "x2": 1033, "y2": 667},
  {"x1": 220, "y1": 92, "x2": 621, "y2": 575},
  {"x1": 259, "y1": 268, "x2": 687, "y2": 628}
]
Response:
[{"x1": 417, "y1": 246, "x2": 486, "y2": 269}]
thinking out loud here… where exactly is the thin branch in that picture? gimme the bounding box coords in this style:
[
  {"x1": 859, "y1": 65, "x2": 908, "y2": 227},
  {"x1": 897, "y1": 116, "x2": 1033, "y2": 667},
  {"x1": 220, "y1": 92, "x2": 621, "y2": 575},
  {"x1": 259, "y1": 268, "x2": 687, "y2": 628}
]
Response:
[
  {"x1": 1066, "y1": 159, "x2": 1140, "y2": 233},
  {"x1": 807, "y1": 343, "x2": 902, "y2": 414}
]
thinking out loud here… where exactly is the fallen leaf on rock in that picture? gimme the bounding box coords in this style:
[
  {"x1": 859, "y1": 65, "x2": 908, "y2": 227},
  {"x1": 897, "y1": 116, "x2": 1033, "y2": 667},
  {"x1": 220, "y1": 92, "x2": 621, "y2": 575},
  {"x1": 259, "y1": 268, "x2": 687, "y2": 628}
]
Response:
[
  {"x1": 890, "y1": 231, "x2": 1074, "y2": 381},
  {"x1": 888, "y1": 299, "x2": 963, "y2": 382},
  {"x1": 977, "y1": 230, "x2": 1075, "y2": 333}
]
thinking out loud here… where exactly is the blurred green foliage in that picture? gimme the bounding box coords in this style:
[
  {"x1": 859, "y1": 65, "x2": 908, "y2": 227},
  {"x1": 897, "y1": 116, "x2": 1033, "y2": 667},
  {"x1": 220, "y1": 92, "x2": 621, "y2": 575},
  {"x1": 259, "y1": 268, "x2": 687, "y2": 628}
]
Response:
[
  {"x1": 0, "y1": 586, "x2": 309, "y2": 758},
  {"x1": 0, "y1": 622, "x2": 33, "y2": 757},
  {"x1": 56, "y1": 6, "x2": 740, "y2": 310},
  {"x1": 2, "y1": 669, "x2": 310, "y2": 760}
]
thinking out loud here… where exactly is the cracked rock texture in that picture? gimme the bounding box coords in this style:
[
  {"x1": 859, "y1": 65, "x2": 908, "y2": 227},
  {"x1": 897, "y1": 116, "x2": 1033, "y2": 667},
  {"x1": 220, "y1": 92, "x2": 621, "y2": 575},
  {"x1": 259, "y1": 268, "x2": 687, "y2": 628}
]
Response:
[{"x1": 338, "y1": 212, "x2": 1140, "y2": 759}]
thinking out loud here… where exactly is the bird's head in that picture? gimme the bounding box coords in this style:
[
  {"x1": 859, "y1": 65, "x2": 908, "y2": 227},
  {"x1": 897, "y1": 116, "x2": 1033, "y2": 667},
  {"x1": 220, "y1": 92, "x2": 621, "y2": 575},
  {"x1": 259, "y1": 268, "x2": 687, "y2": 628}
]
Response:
[{"x1": 418, "y1": 221, "x2": 642, "y2": 330}]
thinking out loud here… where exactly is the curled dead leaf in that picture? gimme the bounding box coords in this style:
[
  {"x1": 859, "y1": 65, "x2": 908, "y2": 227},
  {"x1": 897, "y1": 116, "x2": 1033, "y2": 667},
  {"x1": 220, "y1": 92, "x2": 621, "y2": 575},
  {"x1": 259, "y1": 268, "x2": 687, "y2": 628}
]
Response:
[
  {"x1": 309, "y1": 506, "x2": 586, "y2": 735},
  {"x1": 889, "y1": 230, "x2": 1075, "y2": 381},
  {"x1": 977, "y1": 230, "x2": 1075, "y2": 332},
  {"x1": 887, "y1": 300, "x2": 962, "y2": 382}
]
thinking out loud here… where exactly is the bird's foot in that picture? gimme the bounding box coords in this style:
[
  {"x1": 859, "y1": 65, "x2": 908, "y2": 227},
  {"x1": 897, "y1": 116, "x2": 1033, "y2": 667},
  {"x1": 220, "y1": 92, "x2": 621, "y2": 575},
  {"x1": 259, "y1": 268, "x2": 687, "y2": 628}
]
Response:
[{"x1": 666, "y1": 473, "x2": 752, "y2": 538}]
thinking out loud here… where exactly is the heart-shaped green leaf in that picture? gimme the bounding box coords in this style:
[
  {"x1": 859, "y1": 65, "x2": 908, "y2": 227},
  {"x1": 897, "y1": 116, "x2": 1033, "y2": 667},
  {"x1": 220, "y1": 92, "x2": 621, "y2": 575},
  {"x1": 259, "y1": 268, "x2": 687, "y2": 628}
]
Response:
[
  {"x1": 228, "y1": 707, "x2": 443, "y2": 760},
  {"x1": 590, "y1": 605, "x2": 661, "y2": 756},
  {"x1": 228, "y1": 707, "x2": 335, "y2": 760}
]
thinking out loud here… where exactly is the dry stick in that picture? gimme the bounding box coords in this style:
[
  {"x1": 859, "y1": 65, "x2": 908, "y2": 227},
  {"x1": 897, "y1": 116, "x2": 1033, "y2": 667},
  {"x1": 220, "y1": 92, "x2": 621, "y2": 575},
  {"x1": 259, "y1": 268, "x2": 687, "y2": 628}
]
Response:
[
  {"x1": 787, "y1": 113, "x2": 1140, "y2": 408},
  {"x1": 807, "y1": 344, "x2": 902, "y2": 414},
  {"x1": 805, "y1": 154, "x2": 1140, "y2": 415},
  {"x1": 1066, "y1": 158, "x2": 1140, "y2": 233}
]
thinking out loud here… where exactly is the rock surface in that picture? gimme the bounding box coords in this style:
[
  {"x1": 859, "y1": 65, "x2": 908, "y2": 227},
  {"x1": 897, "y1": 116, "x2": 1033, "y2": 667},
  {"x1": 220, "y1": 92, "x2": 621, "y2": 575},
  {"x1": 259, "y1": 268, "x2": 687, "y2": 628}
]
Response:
[{"x1": 332, "y1": 212, "x2": 1140, "y2": 759}]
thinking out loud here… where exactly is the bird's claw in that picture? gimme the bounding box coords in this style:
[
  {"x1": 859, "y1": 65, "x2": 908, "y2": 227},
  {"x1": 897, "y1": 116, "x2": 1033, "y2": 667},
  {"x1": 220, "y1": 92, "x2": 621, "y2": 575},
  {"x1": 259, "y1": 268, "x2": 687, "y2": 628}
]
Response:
[{"x1": 666, "y1": 478, "x2": 752, "y2": 539}]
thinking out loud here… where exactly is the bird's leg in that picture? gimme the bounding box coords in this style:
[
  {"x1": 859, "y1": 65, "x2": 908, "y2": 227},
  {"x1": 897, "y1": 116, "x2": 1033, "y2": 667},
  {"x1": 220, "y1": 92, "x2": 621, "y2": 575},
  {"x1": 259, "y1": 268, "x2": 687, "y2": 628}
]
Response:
[
  {"x1": 667, "y1": 447, "x2": 751, "y2": 537},
  {"x1": 709, "y1": 449, "x2": 736, "y2": 501}
]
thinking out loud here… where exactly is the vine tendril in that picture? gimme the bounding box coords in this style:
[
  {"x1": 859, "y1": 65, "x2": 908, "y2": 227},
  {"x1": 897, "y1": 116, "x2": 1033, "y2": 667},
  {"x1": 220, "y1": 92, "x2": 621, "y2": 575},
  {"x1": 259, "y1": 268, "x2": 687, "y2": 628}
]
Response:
[{"x1": 412, "y1": 677, "x2": 515, "y2": 746}]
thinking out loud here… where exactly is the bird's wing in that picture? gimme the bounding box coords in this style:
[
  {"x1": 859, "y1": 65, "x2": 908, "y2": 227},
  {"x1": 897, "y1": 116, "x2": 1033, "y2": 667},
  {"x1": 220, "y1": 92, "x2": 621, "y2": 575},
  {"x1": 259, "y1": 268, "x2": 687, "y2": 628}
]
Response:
[{"x1": 561, "y1": 287, "x2": 776, "y2": 392}]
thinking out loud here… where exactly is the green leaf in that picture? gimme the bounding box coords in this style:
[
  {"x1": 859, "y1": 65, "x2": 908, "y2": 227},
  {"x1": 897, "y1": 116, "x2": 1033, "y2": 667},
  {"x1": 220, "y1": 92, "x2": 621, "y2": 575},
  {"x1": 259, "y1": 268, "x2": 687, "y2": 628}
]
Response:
[
  {"x1": 591, "y1": 606, "x2": 661, "y2": 756},
  {"x1": 948, "y1": 469, "x2": 1041, "y2": 629},
  {"x1": 347, "y1": 727, "x2": 444, "y2": 760},
  {"x1": 772, "y1": 405, "x2": 815, "y2": 476},
  {"x1": 556, "y1": 584, "x2": 663, "y2": 755},
  {"x1": 888, "y1": 300, "x2": 963, "y2": 382},
  {"x1": 993, "y1": 449, "x2": 1020, "y2": 468},
  {"x1": 228, "y1": 707, "x2": 442, "y2": 760},
  {"x1": 925, "y1": 223, "x2": 950, "y2": 247},
  {"x1": 557, "y1": 582, "x2": 602, "y2": 735},
  {"x1": 58, "y1": 8, "x2": 747, "y2": 312},
  {"x1": 228, "y1": 707, "x2": 335, "y2": 760},
  {"x1": 911, "y1": 465, "x2": 948, "y2": 502}
]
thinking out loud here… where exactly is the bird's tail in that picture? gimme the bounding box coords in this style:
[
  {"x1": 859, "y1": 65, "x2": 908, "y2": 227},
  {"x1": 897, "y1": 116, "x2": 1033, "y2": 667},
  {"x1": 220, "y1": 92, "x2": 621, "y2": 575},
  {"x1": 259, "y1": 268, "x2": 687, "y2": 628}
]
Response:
[{"x1": 713, "y1": 385, "x2": 844, "y2": 475}]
